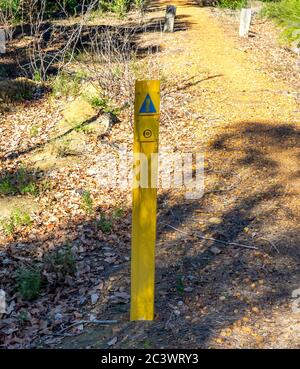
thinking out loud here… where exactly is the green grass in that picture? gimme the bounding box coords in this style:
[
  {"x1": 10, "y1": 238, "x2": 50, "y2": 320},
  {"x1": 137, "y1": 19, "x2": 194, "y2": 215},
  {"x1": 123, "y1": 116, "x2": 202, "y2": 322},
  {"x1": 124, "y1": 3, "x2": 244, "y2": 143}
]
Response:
[
  {"x1": 54, "y1": 139, "x2": 79, "y2": 158},
  {"x1": 99, "y1": 0, "x2": 139, "y2": 15},
  {"x1": 20, "y1": 182, "x2": 39, "y2": 196},
  {"x1": 0, "y1": 178, "x2": 14, "y2": 195},
  {"x1": 18, "y1": 310, "x2": 30, "y2": 324},
  {"x1": 143, "y1": 339, "x2": 152, "y2": 349},
  {"x1": 0, "y1": 66, "x2": 8, "y2": 78},
  {"x1": 84, "y1": 93, "x2": 120, "y2": 117},
  {"x1": 0, "y1": 167, "x2": 40, "y2": 196},
  {"x1": 262, "y1": 0, "x2": 300, "y2": 45},
  {"x1": 29, "y1": 125, "x2": 39, "y2": 137},
  {"x1": 0, "y1": 209, "x2": 32, "y2": 235},
  {"x1": 51, "y1": 71, "x2": 88, "y2": 98},
  {"x1": 113, "y1": 207, "x2": 124, "y2": 219},
  {"x1": 98, "y1": 214, "x2": 112, "y2": 233},
  {"x1": 0, "y1": 0, "x2": 21, "y2": 20},
  {"x1": 176, "y1": 275, "x2": 184, "y2": 294},
  {"x1": 81, "y1": 190, "x2": 94, "y2": 214},
  {"x1": 217, "y1": 0, "x2": 247, "y2": 9},
  {"x1": 16, "y1": 266, "x2": 41, "y2": 300},
  {"x1": 44, "y1": 247, "x2": 76, "y2": 282},
  {"x1": 14, "y1": 85, "x2": 34, "y2": 101},
  {"x1": 86, "y1": 95, "x2": 108, "y2": 110}
]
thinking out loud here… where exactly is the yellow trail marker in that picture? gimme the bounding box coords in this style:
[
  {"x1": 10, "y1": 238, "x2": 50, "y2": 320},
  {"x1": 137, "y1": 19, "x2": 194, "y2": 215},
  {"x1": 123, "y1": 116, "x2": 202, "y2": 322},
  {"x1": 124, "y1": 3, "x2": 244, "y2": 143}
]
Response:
[{"x1": 131, "y1": 80, "x2": 160, "y2": 321}]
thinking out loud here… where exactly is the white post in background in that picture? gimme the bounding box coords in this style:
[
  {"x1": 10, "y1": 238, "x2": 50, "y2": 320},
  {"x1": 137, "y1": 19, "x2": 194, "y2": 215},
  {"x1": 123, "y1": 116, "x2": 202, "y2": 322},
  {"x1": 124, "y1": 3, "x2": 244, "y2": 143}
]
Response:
[
  {"x1": 0, "y1": 29, "x2": 6, "y2": 54},
  {"x1": 291, "y1": 29, "x2": 300, "y2": 55},
  {"x1": 164, "y1": 5, "x2": 177, "y2": 33},
  {"x1": 239, "y1": 7, "x2": 252, "y2": 38},
  {"x1": 0, "y1": 289, "x2": 6, "y2": 315}
]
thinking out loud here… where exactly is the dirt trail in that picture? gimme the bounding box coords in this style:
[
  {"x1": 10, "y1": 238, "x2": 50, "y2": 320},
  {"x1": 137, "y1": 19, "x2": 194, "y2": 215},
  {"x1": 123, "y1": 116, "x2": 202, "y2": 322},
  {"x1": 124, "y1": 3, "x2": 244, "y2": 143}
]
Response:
[
  {"x1": 158, "y1": 0, "x2": 299, "y2": 122},
  {"x1": 57, "y1": 0, "x2": 300, "y2": 348}
]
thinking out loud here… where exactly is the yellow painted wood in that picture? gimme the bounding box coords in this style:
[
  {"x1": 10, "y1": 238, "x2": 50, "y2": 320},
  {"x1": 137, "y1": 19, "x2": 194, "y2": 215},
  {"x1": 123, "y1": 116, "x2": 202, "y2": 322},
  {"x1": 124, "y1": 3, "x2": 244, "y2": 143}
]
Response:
[{"x1": 131, "y1": 80, "x2": 160, "y2": 321}]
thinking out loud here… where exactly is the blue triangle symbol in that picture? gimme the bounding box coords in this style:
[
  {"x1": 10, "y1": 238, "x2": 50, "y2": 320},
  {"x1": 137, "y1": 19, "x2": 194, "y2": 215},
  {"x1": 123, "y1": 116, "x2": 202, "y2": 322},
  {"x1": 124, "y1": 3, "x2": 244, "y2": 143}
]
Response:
[{"x1": 139, "y1": 94, "x2": 157, "y2": 114}]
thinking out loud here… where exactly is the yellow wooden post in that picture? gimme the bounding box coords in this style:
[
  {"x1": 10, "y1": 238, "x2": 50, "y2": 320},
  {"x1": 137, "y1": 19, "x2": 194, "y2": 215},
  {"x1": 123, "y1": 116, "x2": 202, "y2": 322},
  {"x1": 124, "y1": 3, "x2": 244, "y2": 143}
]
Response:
[{"x1": 131, "y1": 80, "x2": 160, "y2": 321}]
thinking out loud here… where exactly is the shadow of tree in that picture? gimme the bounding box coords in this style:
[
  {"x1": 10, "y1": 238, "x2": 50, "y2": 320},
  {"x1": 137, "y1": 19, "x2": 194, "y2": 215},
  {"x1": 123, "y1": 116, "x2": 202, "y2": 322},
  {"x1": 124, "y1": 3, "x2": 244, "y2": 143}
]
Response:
[
  {"x1": 0, "y1": 12, "x2": 194, "y2": 79},
  {"x1": 0, "y1": 116, "x2": 300, "y2": 348}
]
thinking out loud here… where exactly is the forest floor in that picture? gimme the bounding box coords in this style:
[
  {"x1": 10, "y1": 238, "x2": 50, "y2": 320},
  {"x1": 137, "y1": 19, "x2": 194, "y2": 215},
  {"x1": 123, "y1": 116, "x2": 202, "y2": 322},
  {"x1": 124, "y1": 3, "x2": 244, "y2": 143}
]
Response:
[{"x1": 0, "y1": 0, "x2": 300, "y2": 348}]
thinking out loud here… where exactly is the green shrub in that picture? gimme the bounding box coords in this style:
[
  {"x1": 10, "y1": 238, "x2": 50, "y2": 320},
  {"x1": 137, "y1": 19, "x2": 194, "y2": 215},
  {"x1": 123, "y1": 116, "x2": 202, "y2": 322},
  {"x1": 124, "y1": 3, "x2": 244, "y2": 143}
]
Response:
[
  {"x1": 0, "y1": 178, "x2": 14, "y2": 195},
  {"x1": 52, "y1": 139, "x2": 79, "y2": 157},
  {"x1": 81, "y1": 190, "x2": 93, "y2": 214},
  {"x1": 0, "y1": 167, "x2": 40, "y2": 196},
  {"x1": 16, "y1": 266, "x2": 41, "y2": 300},
  {"x1": 18, "y1": 310, "x2": 30, "y2": 324},
  {"x1": 217, "y1": 0, "x2": 246, "y2": 9},
  {"x1": 86, "y1": 94, "x2": 108, "y2": 110},
  {"x1": 45, "y1": 0, "x2": 79, "y2": 15},
  {"x1": 98, "y1": 214, "x2": 112, "y2": 233},
  {"x1": 0, "y1": 78, "x2": 36, "y2": 103},
  {"x1": 0, "y1": 0, "x2": 21, "y2": 19},
  {"x1": 99, "y1": 0, "x2": 137, "y2": 15},
  {"x1": 113, "y1": 207, "x2": 124, "y2": 219},
  {"x1": 0, "y1": 209, "x2": 32, "y2": 235},
  {"x1": 44, "y1": 247, "x2": 76, "y2": 282},
  {"x1": 19, "y1": 181, "x2": 39, "y2": 196},
  {"x1": 84, "y1": 93, "x2": 120, "y2": 117},
  {"x1": 29, "y1": 125, "x2": 39, "y2": 137},
  {"x1": 262, "y1": 0, "x2": 300, "y2": 44},
  {"x1": 51, "y1": 71, "x2": 87, "y2": 98},
  {"x1": 176, "y1": 275, "x2": 184, "y2": 294}
]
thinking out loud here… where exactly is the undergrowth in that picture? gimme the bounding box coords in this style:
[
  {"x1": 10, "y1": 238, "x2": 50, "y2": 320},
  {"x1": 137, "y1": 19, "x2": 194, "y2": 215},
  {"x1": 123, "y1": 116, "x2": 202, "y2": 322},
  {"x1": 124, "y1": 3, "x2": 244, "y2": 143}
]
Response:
[{"x1": 262, "y1": 0, "x2": 300, "y2": 46}]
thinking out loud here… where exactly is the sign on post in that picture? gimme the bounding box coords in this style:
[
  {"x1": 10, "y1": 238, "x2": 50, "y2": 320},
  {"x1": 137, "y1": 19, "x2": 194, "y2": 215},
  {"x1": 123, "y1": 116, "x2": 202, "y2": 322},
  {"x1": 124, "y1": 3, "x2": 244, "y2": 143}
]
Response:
[
  {"x1": 239, "y1": 7, "x2": 252, "y2": 38},
  {"x1": 131, "y1": 80, "x2": 160, "y2": 321}
]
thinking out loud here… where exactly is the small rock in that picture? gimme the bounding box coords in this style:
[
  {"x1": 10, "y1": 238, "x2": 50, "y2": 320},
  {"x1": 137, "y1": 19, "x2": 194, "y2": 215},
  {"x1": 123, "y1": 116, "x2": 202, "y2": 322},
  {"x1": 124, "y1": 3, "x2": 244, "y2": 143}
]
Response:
[
  {"x1": 75, "y1": 324, "x2": 84, "y2": 333},
  {"x1": 210, "y1": 246, "x2": 221, "y2": 255},
  {"x1": 54, "y1": 312, "x2": 63, "y2": 321},
  {"x1": 208, "y1": 217, "x2": 222, "y2": 225},
  {"x1": 89, "y1": 314, "x2": 97, "y2": 321},
  {"x1": 184, "y1": 287, "x2": 194, "y2": 293},
  {"x1": 219, "y1": 296, "x2": 226, "y2": 301},
  {"x1": 79, "y1": 296, "x2": 87, "y2": 305},
  {"x1": 87, "y1": 113, "x2": 119, "y2": 136},
  {"x1": 104, "y1": 252, "x2": 116, "y2": 257},
  {"x1": 86, "y1": 168, "x2": 99, "y2": 176},
  {"x1": 6, "y1": 300, "x2": 15, "y2": 315},
  {"x1": 107, "y1": 336, "x2": 118, "y2": 346},
  {"x1": 114, "y1": 291, "x2": 130, "y2": 300},
  {"x1": 91, "y1": 293, "x2": 99, "y2": 305}
]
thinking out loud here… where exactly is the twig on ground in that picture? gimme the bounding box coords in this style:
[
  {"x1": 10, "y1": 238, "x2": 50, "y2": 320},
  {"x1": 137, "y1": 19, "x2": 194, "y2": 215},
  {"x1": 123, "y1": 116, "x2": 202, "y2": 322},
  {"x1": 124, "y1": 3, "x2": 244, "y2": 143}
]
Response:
[
  {"x1": 257, "y1": 237, "x2": 280, "y2": 254},
  {"x1": 166, "y1": 224, "x2": 258, "y2": 250},
  {"x1": 54, "y1": 319, "x2": 118, "y2": 336}
]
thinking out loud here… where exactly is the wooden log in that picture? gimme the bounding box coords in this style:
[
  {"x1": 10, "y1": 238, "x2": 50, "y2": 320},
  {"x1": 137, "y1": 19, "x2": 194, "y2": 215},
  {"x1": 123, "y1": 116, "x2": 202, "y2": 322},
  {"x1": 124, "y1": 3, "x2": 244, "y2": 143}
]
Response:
[
  {"x1": 239, "y1": 8, "x2": 252, "y2": 38},
  {"x1": 163, "y1": 5, "x2": 177, "y2": 33}
]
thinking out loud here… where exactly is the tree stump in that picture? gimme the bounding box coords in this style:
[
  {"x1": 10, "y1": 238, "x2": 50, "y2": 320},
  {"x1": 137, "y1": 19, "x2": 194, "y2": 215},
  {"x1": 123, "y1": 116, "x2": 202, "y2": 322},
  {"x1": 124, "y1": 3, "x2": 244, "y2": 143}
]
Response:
[{"x1": 164, "y1": 5, "x2": 177, "y2": 33}]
